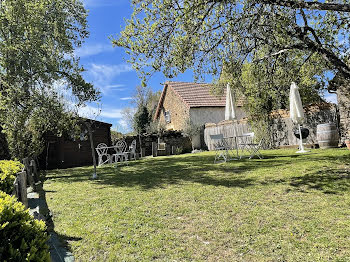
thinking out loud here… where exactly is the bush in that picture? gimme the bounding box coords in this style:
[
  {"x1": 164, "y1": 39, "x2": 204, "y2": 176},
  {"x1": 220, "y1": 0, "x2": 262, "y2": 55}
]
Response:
[
  {"x1": 0, "y1": 160, "x2": 24, "y2": 194},
  {"x1": 0, "y1": 191, "x2": 50, "y2": 261}
]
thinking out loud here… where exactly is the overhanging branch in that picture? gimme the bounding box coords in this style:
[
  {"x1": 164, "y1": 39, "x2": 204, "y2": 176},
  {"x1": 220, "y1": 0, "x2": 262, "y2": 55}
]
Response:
[{"x1": 259, "y1": 0, "x2": 350, "y2": 12}]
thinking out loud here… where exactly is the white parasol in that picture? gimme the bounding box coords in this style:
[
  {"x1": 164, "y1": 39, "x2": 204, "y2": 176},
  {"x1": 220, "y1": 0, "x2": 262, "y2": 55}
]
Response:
[
  {"x1": 225, "y1": 83, "x2": 239, "y2": 159},
  {"x1": 225, "y1": 83, "x2": 236, "y2": 120},
  {"x1": 289, "y1": 82, "x2": 308, "y2": 153}
]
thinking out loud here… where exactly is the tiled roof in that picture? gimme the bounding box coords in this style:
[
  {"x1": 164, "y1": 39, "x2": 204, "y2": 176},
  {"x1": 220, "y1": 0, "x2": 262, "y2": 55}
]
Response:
[
  {"x1": 167, "y1": 81, "x2": 226, "y2": 107},
  {"x1": 154, "y1": 81, "x2": 245, "y2": 121}
]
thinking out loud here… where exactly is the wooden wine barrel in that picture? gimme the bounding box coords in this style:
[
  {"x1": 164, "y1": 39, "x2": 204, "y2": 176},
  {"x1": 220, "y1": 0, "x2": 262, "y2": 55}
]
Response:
[{"x1": 316, "y1": 123, "x2": 339, "y2": 149}]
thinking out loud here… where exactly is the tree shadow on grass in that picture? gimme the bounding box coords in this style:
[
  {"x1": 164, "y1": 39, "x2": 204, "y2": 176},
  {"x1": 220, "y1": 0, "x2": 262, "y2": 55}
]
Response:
[
  {"x1": 47, "y1": 155, "x2": 283, "y2": 190},
  {"x1": 46, "y1": 150, "x2": 350, "y2": 193},
  {"x1": 286, "y1": 168, "x2": 350, "y2": 194}
]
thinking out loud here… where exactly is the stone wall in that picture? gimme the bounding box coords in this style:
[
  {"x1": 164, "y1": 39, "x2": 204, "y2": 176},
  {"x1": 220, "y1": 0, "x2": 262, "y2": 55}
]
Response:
[
  {"x1": 124, "y1": 131, "x2": 192, "y2": 156},
  {"x1": 158, "y1": 85, "x2": 189, "y2": 130},
  {"x1": 268, "y1": 103, "x2": 338, "y2": 148},
  {"x1": 337, "y1": 84, "x2": 350, "y2": 142},
  {"x1": 204, "y1": 103, "x2": 339, "y2": 149}
]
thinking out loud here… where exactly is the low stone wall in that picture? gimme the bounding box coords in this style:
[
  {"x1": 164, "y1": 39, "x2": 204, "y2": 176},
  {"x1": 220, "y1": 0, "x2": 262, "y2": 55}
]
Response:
[
  {"x1": 124, "y1": 131, "x2": 192, "y2": 156},
  {"x1": 204, "y1": 103, "x2": 339, "y2": 149}
]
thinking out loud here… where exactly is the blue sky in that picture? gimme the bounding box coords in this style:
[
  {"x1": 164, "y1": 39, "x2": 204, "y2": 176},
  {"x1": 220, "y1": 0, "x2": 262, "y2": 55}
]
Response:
[
  {"x1": 77, "y1": 0, "x2": 337, "y2": 133},
  {"x1": 76, "y1": 0, "x2": 197, "y2": 133}
]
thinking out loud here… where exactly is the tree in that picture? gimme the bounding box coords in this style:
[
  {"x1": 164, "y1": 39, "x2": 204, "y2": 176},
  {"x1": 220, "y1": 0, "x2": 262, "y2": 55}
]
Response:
[
  {"x1": 114, "y1": 0, "x2": 350, "y2": 80},
  {"x1": 121, "y1": 107, "x2": 136, "y2": 134},
  {"x1": 133, "y1": 85, "x2": 161, "y2": 120},
  {"x1": 113, "y1": 0, "x2": 350, "y2": 122},
  {"x1": 133, "y1": 106, "x2": 150, "y2": 134},
  {"x1": 182, "y1": 118, "x2": 202, "y2": 151},
  {"x1": 0, "y1": 0, "x2": 98, "y2": 159},
  {"x1": 111, "y1": 130, "x2": 123, "y2": 144}
]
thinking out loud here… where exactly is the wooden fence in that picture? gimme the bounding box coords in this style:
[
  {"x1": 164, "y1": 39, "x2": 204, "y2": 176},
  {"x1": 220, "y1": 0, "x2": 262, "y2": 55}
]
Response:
[
  {"x1": 11, "y1": 157, "x2": 40, "y2": 208},
  {"x1": 204, "y1": 103, "x2": 339, "y2": 150},
  {"x1": 204, "y1": 120, "x2": 250, "y2": 151}
]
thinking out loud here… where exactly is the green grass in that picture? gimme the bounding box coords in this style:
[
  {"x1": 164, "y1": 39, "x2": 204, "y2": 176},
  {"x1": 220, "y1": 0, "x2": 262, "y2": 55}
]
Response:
[{"x1": 44, "y1": 149, "x2": 350, "y2": 261}]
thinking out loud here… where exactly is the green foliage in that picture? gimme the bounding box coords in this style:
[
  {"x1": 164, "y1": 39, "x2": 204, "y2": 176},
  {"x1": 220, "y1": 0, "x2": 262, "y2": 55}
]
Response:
[
  {"x1": 218, "y1": 54, "x2": 325, "y2": 122},
  {"x1": 0, "y1": 0, "x2": 99, "y2": 159},
  {"x1": 0, "y1": 191, "x2": 50, "y2": 262},
  {"x1": 133, "y1": 106, "x2": 150, "y2": 134},
  {"x1": 146, "y1": 120, "x2": 166, "y2": 135},
  {"x1": 114, "y1": 0, "x2": 350, "y2": 88},
  {"x1": 111, "y1": 130, "x2": 123, "y2": 144},
  {"x1": 0, "y1": 160, "x2": 23, "y2": 195},
  {"x1": 182, "y1": 118, "x2": 201, "y2": 138}
]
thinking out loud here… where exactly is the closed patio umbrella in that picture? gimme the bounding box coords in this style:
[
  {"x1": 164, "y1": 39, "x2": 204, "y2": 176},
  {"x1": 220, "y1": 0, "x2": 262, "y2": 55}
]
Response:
[
  {"x1": 225, "y1": 83, "x2": 236, "y2": 121},
  {"x1": 225, "y1": 83, "x2": 239, "y2": 159},
  {"x1": 289, "y1": 82, "x2": 308, "y2": 153}
]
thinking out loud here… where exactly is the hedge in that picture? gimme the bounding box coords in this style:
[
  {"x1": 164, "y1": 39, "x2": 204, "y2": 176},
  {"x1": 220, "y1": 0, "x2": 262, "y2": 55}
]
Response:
[
  {"x1": 0, "y1": 191, "x2": 50, "y2": 261},
  {"x1": 0, "y1": 160, "x2": 24, "y2": 194}
]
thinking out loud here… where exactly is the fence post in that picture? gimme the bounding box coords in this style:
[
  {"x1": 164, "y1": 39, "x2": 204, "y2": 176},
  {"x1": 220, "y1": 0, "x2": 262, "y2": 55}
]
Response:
[
  {"x1": 23, "y1": 157, "x2": 34, "y2": 188},
  {"x1": 30, "y1": 159, "x2": 39, "y2": 183},
  {"x1": 152, "y1": 142, "x2": 158, "y2": 157},
  {"x1": 13, "y1": 171, "x2": 28, "y2": 208}
]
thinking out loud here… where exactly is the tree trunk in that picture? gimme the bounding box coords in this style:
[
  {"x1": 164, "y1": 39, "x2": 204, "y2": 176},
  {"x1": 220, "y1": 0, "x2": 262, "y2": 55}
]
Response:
[
  {"x1": 336, "y1": 81, "x2": 350, "y2": 143},
  {"x1": 85, "y1": 122, "x2": 97, "y2": 178}
]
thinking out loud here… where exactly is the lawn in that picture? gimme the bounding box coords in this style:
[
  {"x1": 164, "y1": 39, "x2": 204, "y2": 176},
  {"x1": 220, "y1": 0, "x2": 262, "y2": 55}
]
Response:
[{"x1": 44, "y1": 149, "x2": 350, "y2": 261}]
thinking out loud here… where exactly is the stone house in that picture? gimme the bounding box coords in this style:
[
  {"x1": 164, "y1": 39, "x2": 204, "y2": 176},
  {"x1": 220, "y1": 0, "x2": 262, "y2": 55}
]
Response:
[{"x1": 154, "y1": 81, "x2": 245, "y2": 130}]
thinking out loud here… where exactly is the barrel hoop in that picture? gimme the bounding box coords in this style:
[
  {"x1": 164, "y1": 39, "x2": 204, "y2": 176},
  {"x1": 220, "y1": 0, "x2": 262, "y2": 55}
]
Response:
[
  {"x1": 317, "y1": 130, "x2": 337, "y2": 133},
  {"x1": 317, "y1": 123, "x2": 337, "y2": 126}
]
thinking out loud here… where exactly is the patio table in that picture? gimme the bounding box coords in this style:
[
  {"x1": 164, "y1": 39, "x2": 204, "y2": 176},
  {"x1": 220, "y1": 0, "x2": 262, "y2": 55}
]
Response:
[{"x1": 224, "y1": 133, "x2": 252, "y2": 159}]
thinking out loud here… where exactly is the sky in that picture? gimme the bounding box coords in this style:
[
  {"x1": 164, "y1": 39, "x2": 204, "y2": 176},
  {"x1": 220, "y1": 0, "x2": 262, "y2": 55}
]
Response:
[
  {"x1": 77, "y1": 0, "x2": 337, "y2": 133},
  {"x1": 76, "y1": 0, "x2": 198, "y2": 133}
]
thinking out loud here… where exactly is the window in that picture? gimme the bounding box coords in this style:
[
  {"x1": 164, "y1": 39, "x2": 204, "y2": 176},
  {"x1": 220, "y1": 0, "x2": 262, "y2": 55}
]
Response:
[{"x1": 164, "y1": 110, "x2": 171, "y2": 123}]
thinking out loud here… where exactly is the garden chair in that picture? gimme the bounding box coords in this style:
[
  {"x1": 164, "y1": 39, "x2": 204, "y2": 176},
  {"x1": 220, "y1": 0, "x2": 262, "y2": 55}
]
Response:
[
  {"x1": 128, "y1": 140, "x2": 137, "y2": 160},
  {"x1": 96, "y1": 143, "x2": 111, "y2": 166},
  {"x1": 238, "y1": 132, "x2": 263, "y2": 159},
  {"x1": 113, "y1": 140, "x2": 129, "y2": 166},
  {"x1": 210, "y1": 134, "x2": 230, "y2": 163}
]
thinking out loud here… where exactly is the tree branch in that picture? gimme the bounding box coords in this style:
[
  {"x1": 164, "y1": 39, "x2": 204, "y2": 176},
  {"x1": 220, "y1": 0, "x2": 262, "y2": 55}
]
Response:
[
  {"x1": 259, "y1": 0, "x2": 350, "y2": 12},
  {"x1": 253, "y1": 43, "x2": 306, "y2": 62}
]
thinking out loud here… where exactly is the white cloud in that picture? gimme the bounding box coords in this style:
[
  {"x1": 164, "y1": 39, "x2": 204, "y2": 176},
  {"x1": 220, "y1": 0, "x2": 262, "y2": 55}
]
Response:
[
  {"x1": 89, "y1": 63, "x2": 133, "y2": 79},
  {"x1": 74, "y1": 103, "x2": 123, "y2": 119},
  {"x1": 74, "y1": 43, "x2": 114, "y2": 58},
  {"x1": 324, "y1": 93, "x2": 338, "y2": 104},
  {"x1": 85, "y1": 63, "x2": 133, "y2": 94},
  {"x1": 120, "y1": 97, "x2": 133, "y2": 101},
  {"x1": 100, "y1": 108, "x2": 123, "y2": 119}
]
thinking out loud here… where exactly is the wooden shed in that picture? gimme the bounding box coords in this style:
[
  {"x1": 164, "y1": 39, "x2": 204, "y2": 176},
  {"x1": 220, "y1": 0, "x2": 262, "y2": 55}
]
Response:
[{"x1": 39, "y1": 119, "x2": 112, "y2": 169}]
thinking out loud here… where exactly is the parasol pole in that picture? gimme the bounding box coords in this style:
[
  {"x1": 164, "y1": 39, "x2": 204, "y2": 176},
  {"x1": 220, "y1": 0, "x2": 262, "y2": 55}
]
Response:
[{"x1": 298, "y1": 124, "x2": 305, "y2": 152}]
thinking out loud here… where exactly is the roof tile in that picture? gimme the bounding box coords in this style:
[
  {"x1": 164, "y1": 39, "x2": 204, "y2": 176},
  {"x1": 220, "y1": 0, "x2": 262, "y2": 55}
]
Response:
[{"x1": 166, "y1": 81, "x2": 244, "y2": 107}]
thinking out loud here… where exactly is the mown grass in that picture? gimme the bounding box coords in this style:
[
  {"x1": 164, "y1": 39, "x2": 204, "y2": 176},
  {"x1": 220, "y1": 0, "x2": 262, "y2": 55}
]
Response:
[{"x1": 44, "y1": 149, "x2": 350, "y2": 261}]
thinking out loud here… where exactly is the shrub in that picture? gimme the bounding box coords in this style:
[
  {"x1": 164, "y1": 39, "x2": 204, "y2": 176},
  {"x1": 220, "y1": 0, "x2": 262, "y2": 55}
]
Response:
[
  {"x1": 0, "y1": 191, "x2": 50, "y2": 261},
  {"x1": 0, "y1": 160, "x2": 24, "y2": 194}
]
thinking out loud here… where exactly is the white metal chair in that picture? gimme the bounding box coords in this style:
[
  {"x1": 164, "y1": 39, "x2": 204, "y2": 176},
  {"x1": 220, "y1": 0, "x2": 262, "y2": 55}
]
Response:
[
  {"x1": 128, "y1": 140, "x2": 137, "y2": 160},
  {"x1": 210, "y1": 134, "x2": 230, "y2": 163},
  {"x1": 96, "y1": 143, "x2": 111, "y2": 166},
  {"x1": 238, "y1": 132, "x2": 263, "y2": 159},
  {"x1": 113, "y1": 140, "x2": 129, "y2": 166}
]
